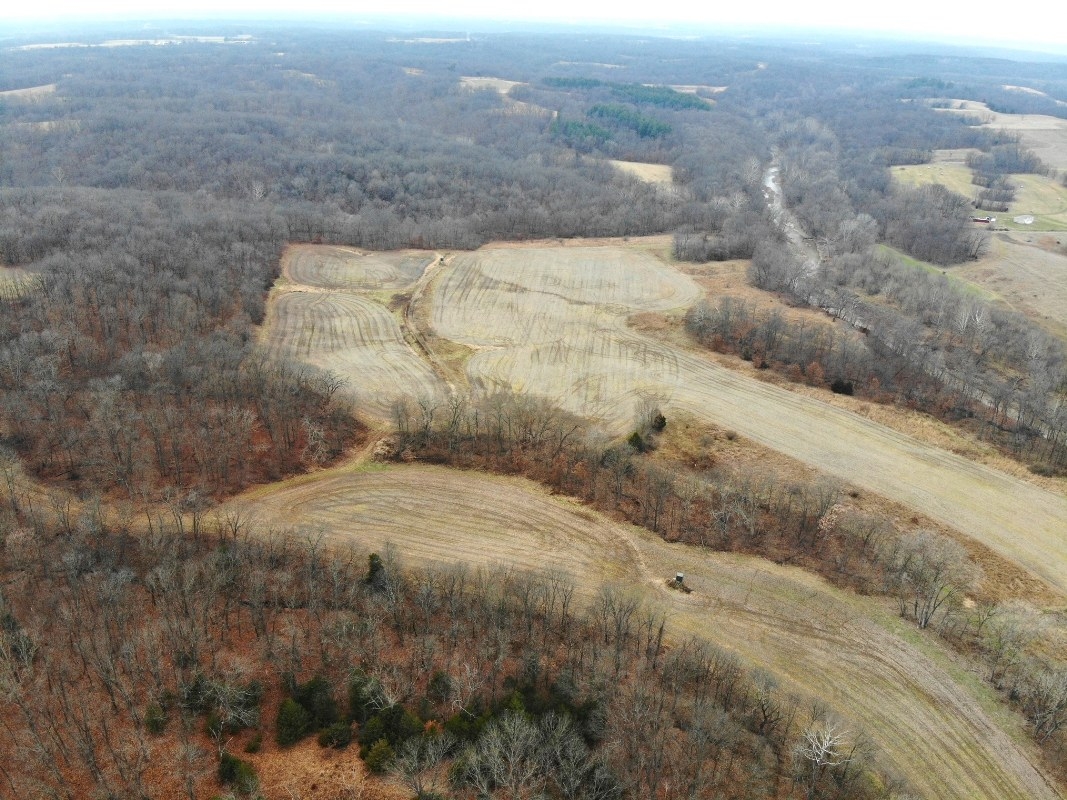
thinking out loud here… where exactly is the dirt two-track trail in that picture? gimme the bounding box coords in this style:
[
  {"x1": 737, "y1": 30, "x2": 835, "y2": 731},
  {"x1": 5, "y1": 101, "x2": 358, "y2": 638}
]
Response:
[{"x1": 241, "y1": 466, "x2": 1061, "y2": 800}]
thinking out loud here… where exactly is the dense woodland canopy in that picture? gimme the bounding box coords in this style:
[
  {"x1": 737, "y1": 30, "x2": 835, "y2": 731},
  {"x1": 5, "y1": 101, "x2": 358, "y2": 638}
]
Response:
[{"x1": 2, "y1": 22, "x2": 1067, "y2": 799}]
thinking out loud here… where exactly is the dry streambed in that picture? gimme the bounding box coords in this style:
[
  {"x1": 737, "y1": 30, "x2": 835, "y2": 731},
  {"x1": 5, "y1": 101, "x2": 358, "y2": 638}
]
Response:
[{"x1": 239, "y1": 464, "x2": 1059, "y2": 800}]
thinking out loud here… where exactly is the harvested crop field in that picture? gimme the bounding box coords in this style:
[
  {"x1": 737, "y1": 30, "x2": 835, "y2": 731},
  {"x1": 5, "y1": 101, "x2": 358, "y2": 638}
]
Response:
[
  {"x1": 432, "y1": 245, "x2": 700, "y2": 421},
  {"x1": 427, "y1": 242, "x2": 1067, "y2": 594},
  {"x1": 935, "y1": 100, "x2": 1067, "y2": 173},
  {"x1": 460, "y1": 75, "x2": 524, "y2": 94},
  {"x1": 241, "y1": 464, "x2": 1058, "y2": 800},
  {"x1": 0, "y1": 83, "x2": 57, "y2": 100},
  {"x1": 0, "y1": 266, "x2": 36, "y2": 300},
  {"x1": 262, "y1": 245, "x2": 447, "y2": 419}
]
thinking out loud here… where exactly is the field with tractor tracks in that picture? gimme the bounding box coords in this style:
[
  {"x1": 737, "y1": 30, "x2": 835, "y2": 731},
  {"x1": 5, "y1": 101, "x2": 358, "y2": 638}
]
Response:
[
  {"x1": 261, "y1": 245, "x2": 447, "y2": 418},
  {"x1": 426, "y1": 243, "x2": 1067, "y2": 595},
  {"x1": 238, "y1": 463, "x2": 1059, "y2": 800}
]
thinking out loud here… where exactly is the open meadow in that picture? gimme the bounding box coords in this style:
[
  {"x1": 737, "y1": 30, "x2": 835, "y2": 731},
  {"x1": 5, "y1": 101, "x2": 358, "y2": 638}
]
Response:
[
  {"x1": 609, "y1": 160, "x2": 674, "y2": 184},
  {"x1": 956, "y1": 232, "x2": 1067, "y2": 336},
  {"x1": 892, "y1": 155, "x2": 1067, "y2": 230},
  {"x1": 238, "y1": 463, "x2": 1059, "y2": 800},
  {"x1": 0, "y1": 265, "x2": 36, "y2": 300}
]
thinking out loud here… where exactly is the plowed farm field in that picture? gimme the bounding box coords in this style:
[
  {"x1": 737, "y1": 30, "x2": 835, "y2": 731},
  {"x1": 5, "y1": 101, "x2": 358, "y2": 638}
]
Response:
[
  {"x1": 262, "y1": 245, "x2": 447, "y2": 419},
  {"x1": 240, "y1": 464, "x2": 1059, "y2": 800}
]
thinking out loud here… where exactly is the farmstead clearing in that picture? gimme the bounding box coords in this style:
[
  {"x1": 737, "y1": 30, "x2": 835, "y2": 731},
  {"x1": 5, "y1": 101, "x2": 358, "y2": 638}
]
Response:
[{"x1": 891, "y1": 148, "x2": 1067, "y2": 335}]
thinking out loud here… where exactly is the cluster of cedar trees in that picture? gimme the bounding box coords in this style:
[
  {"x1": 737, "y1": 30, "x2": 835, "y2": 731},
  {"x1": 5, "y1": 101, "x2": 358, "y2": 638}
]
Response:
[
  {"x1": 0, "y1": 484, "x2": 903, "y2": 800},
  {"x1": 391, "y1": 390, "x2": 1067, "y2": 769}
]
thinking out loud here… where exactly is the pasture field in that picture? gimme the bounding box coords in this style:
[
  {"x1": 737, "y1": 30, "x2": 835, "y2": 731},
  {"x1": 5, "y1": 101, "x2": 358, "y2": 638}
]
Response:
[
  {"x1": 262, "y1": 245, "x2": 447, "y2": 419},
  {"x1": 239, "y1": 464, "x2": 1058, "y2": 800},
  {"x1": 427, "y1": 243, "x2": 1067, "y2": 594},
  {"x1": 891, "y1": 162, "x2": 1067, "y2": 230},
  {"x1": 609, "y1": 159, "x2": 673, "y2": 184},
  {"x1": 891, "y1": 161, "x2": 976, "y2": 200},
  {"x1": 1012, "y1": 173, "x2": 1067, "y2": 228}
]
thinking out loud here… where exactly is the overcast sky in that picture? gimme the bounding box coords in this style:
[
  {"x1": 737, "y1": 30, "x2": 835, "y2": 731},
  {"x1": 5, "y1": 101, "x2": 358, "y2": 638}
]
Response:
[{"x1": 3, "y1": 0, "x2": 1063, "y2": 54}]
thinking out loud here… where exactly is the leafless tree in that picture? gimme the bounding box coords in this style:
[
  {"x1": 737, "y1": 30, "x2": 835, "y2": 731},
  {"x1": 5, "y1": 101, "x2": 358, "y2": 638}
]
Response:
[{"x1": 887, "y1": 531, "x2": 980, "y2": 629}]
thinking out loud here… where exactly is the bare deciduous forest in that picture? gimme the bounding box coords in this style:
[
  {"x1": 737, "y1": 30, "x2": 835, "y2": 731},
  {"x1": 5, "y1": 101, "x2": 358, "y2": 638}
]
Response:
[{"x1": 1, "y1": 21, "x2": 1066, "y2": 800}]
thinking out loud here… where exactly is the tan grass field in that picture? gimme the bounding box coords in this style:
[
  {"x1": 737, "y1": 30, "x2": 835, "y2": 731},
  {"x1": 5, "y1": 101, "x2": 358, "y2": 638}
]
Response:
[
  {"x1": 459, "y1": 75, "x2": 550, "y2": 117},
  {"x1": 239, "y1": 464, "x2": 1058, "y2": 800},
  {"x1": 956, "y1": 233, "x2": 1067, "y2": 336},
  {"x1": 460, "y1": 76, "x2": 524, "y2": 94},
  {"x1": 262, "y1": 246, "x2": 447, "y2": 419},
  {"x1": 427, "y1": 243, "x2": 1067, "y2": 595},
  {"x1": 892, "y1": 162, "x2": 1067, "y2": 229},
  {"x1": 609, "y1": 159, "x2": 673, "y2": 184},
  {"x1": 282, "y1": 245, "x2": 434, "y2": 291},
  {"x1": 0, "y1": 266, "x2": 38, "y2": 300},
  {"x1": 892, "y1": 162, "x2": 977, "y2": 200},
  {"x1": 668, "y1": 84, "x2": 727, "y2": 95},
  {"x1": 0, "y1": 83, "x2": 57, "y2": 100},
  {"x1": 935, "y1": 99, "x2": 1067, "y2": 174}
]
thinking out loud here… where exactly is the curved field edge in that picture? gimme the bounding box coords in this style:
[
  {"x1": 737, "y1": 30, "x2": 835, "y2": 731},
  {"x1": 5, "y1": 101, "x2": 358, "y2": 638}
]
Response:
[
  {"x1": 235, "y1": 463, "x2": 1060, "y2": 800},
  {"x1": 425, "y1": 242, "x2": 1067, "y2": 596},
  {"x1": 260, "y1": 245, "x2": 448, "y2": 420}
]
